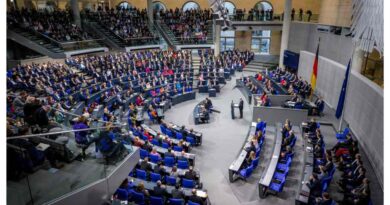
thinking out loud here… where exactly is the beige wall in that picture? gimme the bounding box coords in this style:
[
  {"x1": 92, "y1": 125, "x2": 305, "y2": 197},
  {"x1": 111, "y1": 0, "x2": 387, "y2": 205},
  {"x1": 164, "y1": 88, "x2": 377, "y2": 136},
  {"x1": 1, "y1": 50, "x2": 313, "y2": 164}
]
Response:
[
  {"x1": 234, "y1": 31, "x2": 252, "y2": 51},
  {"x1": 318, "y1": 0, "x2": 352, "y2": 27},
  {"x1": 269, "y1": 30, "x2": 281, "y2": 55}
]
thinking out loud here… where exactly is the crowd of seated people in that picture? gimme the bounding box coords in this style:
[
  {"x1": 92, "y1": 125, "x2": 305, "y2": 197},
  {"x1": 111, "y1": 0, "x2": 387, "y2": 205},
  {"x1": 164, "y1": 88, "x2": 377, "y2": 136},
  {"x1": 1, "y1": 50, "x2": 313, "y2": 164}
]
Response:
[
  {"x1": 6, "y1": 49, "x2": 198, "y2": 180},
  {"x1": 159, "y1": 121, "x2": 201, "y2": 146},
  {"x1": 266, "y1": 119, "x2": 298, "y2": 194},
  {"x1": 305, "y1": 122, "x2": 371, "y2": 205},
  {"x1": 329, "y1": 128, "x2": 371, "y2": 205},
  {"x1": 66, "y1": 50, "x2": 194, "y2": 97},
  {"x1": 198, "y1": 49, "x2": 254, "y2": 89},
  {"x1": 114, "y1": 177, "x2": 206, "y2": 204},
  {"x1": 159, "y1": 8, "x2": 211, "y2": 44},
  {"x1": 235, "y1": 120, "x2": 266, "y2": 180},
  {"x1": 269, "y1": 67, "x2": 312, "y2": 98},
  {"x1": 129, "y1": 124, "x2": 191, "y2": 153},
  {"x1": 86, "y1": 7, "x2": 156, "y2": 42},
  {"x1": 302, "y1": 119, "x2": 337, "y2": 204},
  {"x1": 253, "y1": 72, "x2": 278, "y2": 94},
  {"x1": 7, "y1": 8, "x2": 94, "y2": 42}
]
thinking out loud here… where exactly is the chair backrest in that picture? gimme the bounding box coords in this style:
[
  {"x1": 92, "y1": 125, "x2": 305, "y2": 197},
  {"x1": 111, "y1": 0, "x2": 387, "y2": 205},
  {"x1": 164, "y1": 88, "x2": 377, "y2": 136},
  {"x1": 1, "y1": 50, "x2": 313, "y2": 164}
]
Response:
[
  {"x1": 287, "y1": 152, "x2": 295, "y2": 160},
  {"x1": 252, "y1": 157, "x2": 260, "y2": 168},
  {"x1": 162, "y1": 142, "x2": 170, "y2": 149},
  {"x1": 322, "y1": 181, "x2": 328, "y2": 192},
  {"x1": 130, "y1": 190, "x2": 145, "y2": 204},
  {"x1": 329, "y1": 166, "x2": 336, "y2": 177},
  {"x1": 344, "y1": 127, "x2": 350, "y2": 135},
  {"x1": 176, "y1": 132, "x2": 183, "y2": 140},
  {"x1": 182, "y1": 178, "x2": 195, "y2": 188},
  {"x1": 141, "y1": 134, "x2": 148, "y2": 141},
  {"x1": 160, "y1": 125, "x2": 167, "y2": 134},
  {"x1": 246, "y1": 165, "x2": 254, "y2": 177},
  {"x1": 150, "y1": 196, "x2": 164, "y2": 205},
  {"x1": 150, "y1": 154, "x2": 161, "y2": 163},
  {"x1": 289, "y1": 136, "x2": 297, "y2": 148},
  {"x1": 243, "y1": 164, "x2": 253, "y2": 178},
  {"x1": 164, "y1": 157, "x2": 175, "y2": 167},
  {"x1": 173, "y1": 146, "x2": 183, "y2": 152},
  {"x1": 136, "y1": 169, "x2": 147, "y2": 180},
  {"x1": 151, "y1": 139, "x2": 160, "y2": 146},
  {"x1": 166, "y1": 176, "x2": 177, "y2": 186},
  {"x1": 186, "y1": 136, "x2": 195, "y2": 146},
  {"x1": 116, "y1": 188, "x2": 128, "y2": 201},
  {"x1": 151, "y1": 172, "x2": 162, "y2": 182},
  {"x1": 166, "y1": 129, "x2": 173, "y2": 138},
  {"x1": 169, "y1": 198, "x2": 184, "y2": 205},
  {"x1": 140, "y1": 149, "x2": 148, "y2": 159},
  {"x1": 188, "y1": 200, "x2": 201, "y2": 205},
  {"x1": 256, "y1": 121, "x2": 264, "y2": 131},
  {"x1": 177, "y1": 160, "x2": 189, "y2": 169}
]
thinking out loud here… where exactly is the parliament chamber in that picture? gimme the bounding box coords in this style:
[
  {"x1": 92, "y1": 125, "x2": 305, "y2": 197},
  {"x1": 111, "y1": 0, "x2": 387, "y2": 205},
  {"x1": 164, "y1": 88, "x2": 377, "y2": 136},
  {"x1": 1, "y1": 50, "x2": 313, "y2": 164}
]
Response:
[{"x1": 5, "y1": 0, "x2": 384, "y2": 205}]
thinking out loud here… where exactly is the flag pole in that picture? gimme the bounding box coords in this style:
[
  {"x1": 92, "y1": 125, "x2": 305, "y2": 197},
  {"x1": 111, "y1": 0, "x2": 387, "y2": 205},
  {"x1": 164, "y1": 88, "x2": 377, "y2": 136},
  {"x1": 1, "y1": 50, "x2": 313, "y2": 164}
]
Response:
[
  {"x1": 338, "y1": 48, "x2": 355, "y2": 132},
  {"x1": 310, "y1": 37, "x2": 320, "y2": 101}
]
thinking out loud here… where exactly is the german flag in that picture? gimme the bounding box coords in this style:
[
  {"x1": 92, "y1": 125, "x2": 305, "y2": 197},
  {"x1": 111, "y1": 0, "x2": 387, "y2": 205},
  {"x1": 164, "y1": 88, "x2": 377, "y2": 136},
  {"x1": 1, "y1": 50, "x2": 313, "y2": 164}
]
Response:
[{"x1": 311, "y1": 39, "x2": 320, "y2": 94}]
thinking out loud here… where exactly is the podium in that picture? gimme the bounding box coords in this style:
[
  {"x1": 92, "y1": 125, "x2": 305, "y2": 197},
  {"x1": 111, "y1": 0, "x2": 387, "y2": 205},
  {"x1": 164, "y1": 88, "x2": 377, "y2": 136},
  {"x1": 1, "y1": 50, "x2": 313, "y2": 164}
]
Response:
[{"x1": 231, "y1": 102, "x2": 240, "y2": 119}]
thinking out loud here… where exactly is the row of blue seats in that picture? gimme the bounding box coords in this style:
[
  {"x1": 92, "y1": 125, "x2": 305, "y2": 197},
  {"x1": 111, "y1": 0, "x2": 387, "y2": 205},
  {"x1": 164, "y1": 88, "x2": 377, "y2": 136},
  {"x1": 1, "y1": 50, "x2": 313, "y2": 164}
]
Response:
[
  {"x1": 268, "y1": 129, "x2": 298, "y2": 193},
  {"x1": 133, "y1": 169, "x2": 196, "y2": 188},
  {"x1": 160, "y1": 125, "x2": 197, "y2": 146},
  {"x1": 116, "y1": 186, "x2": 201, "y2": 205},
  {"x1": 237, "y1": 121, "x2": 267, "y2": 180},
  {"x1": 140, "y1": 149, "x2": 190, "y2": 169},
  {"x1": 131, "y1": 127, "x2": 186, "y2": 152}
]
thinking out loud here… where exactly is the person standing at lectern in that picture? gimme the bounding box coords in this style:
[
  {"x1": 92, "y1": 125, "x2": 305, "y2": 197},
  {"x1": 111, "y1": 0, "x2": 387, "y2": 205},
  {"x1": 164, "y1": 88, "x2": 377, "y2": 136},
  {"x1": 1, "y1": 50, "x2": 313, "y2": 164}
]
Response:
[{"x1": 239, "y1": 98, "x2": 244, "y2": 118}]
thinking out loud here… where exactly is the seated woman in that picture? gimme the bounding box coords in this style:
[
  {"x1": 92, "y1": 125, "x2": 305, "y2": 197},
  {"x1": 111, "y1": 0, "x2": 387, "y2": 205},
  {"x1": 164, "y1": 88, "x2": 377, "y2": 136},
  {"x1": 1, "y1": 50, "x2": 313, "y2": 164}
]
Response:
[
  {"x1": 73, "y1": 116, "x2": 99, "y2": 159},
  {"x1": 241, "y1": 151, "x2": 256, "y2": 169}
]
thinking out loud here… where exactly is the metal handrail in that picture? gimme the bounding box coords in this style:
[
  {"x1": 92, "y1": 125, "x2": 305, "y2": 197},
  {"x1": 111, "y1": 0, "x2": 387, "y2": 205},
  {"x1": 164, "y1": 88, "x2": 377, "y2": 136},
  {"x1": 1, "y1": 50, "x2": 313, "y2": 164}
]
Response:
[
  {"x1": 60, "y1": 38, "x2": 105, "y2": 45},
  {"x1": 7, "y1": 125, "x2": 125, "y2": 140}
]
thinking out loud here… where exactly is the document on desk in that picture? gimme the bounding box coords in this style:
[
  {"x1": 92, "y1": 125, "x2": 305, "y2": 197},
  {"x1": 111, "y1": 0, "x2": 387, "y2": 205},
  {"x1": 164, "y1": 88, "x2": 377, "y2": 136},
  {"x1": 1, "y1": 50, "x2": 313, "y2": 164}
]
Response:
[
  {"x1": 36, "y1": 143, "x2": 50, "y2": 151},
  {"x1": 196, "y1": 190, "x2": 208, "y2": 198}
]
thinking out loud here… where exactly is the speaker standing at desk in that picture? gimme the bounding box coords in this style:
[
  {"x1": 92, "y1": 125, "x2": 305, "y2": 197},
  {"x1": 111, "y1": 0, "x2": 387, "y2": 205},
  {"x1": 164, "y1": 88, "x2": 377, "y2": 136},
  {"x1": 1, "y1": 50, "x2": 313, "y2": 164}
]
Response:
[
  {"x1": 231, "y1": 101, "x2": 235, "y2": 119},
  {"x1": 239, "y1": 98, "x2": 244, "y2": 119}
]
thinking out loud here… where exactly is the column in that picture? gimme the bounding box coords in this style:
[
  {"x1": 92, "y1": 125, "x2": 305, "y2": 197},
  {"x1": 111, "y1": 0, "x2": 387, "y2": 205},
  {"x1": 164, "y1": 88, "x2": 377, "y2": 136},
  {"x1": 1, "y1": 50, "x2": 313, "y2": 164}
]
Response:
[
  {"x1": 351, "y1": 46, "x2": 365, "y2": 73},
  {"x1": 278, "y1": 0, "x2": 292, "y2": 69},
  {"x1": 214, "y1": 24, "x2": 221, "y2": 57},
  {"x1": 71, "y1": 0, "x2": 81, "y2": 27},
  {"x1": 147, "y1": 0, "x2": 153, "y2": 23}
]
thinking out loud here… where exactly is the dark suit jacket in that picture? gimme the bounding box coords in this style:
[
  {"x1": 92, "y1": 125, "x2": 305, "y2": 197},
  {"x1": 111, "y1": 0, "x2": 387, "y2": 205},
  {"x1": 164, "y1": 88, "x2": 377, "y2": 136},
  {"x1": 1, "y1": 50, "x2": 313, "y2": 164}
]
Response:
[
  {"x1": 239, "y1": 100, "x2": 244, "y2": 109},
  {"x1": 307, "y1": 179, "x2": 322, "y2": 197},
  {"x1": 153, "y1": 186, "x2": 168, "y2": 198},
  {"x1": 189, "y1": 195, "x2": 204, "y2": 205},
  {"x1": 171, "y1": 188, "x2": 185, "y2": 199},
  {"x1": 140, "y1": 161, "x2": 152, "y2": 171},
  {"x1": 184, "y1": 170, "x2": 197, "y2": 180}
]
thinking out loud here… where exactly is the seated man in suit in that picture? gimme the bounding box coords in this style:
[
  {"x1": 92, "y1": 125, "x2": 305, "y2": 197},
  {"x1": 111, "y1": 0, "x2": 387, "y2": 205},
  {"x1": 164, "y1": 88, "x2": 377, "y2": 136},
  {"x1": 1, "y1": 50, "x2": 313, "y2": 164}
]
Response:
[
  {"x1": 164, "y1": 148, "x2": 175, "y2": 158},
  {"x1": 184, "y1": 166, "x2": 198, "y2": 181},
  {"x1": 189, "y1": 189, "x2": 204, "y2": 205},
  {"x1": 152, "y1": 180, "x2": 169, "y2": 201},
  {"x1": 154, "y1": 161, "x2": 168, "y2": 176},
  {"x1": 315, "y1": 192, "x2": 333, "y2": 205},
  {"x1": 140, "y1": 157, "x2": 152, "y2": 171},
  {"x1": 306, "y1": 173, "x2": 322, "y2": 198},
  {"x1": 171, "y1": 184, "x2": 185, "y2": 200}
]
